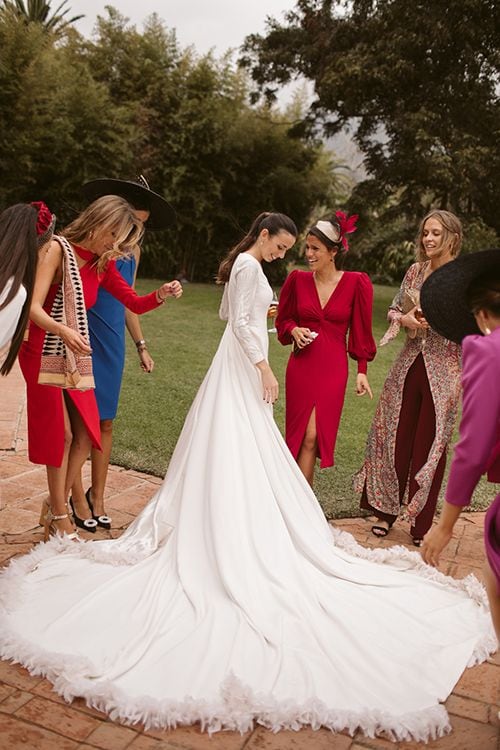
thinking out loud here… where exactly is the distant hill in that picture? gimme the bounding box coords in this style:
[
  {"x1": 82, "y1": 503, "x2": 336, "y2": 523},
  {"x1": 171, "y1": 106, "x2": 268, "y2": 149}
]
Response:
[{"x1": 326, "y1": 128, "x2": 367, "y2": 183}]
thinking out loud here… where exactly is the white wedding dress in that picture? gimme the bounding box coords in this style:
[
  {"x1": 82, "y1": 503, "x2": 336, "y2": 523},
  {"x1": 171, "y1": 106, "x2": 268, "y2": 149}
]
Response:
[{"x1": 0, "y1": 253, "x2": 495, "y2": 741}]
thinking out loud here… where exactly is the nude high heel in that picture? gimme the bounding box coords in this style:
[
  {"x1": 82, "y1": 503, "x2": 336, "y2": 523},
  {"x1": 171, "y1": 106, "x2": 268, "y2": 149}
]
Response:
[{"x1": 40, "y1": 501, "x2": 78, "y2": 542}]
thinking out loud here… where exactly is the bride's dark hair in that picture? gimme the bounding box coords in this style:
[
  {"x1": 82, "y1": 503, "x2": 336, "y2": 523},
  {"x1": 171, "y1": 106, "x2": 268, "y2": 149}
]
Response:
[
  {"x1": 216, "y1": 212, "x2": 297, "y2": 284},
  {"x1": 0, "y1": 204, "x2": 39, "y2": 376}
]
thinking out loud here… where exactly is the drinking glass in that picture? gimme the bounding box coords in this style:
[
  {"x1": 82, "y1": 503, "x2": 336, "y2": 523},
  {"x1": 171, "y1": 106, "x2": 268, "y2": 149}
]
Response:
[{"x1": 268, "y1": 293, "x2": 279, "y2": 333}]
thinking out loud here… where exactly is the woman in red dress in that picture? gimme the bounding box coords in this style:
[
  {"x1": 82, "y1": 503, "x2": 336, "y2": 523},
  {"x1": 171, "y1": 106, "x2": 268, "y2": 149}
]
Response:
[
  {"x1": 275, "y1": 213, "x2": 376, "y2": 486},
  {"x1": 20, "y1": 195, "x2": 182, "y2": 539}
]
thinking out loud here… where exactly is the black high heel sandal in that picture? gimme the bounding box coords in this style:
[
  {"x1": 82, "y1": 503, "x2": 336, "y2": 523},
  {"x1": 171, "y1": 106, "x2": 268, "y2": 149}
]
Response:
[
  {"x1": 371, "y1": 519, "x2": 394, "y2": 538},
  {"x1": 86, "y1": 487, "x2": 112, "y2": 530},
  {"x1": 69, "y1": 497, "x2": 98, "y2": 533}
]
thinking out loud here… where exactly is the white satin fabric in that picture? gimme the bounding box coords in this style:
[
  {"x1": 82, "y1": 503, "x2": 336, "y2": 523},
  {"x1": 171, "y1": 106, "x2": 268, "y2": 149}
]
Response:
[
  {"x1": 0, "y1": 278, "x2": 26, "y2": 348},
  {"x1": 0, "y1": 253, "x2": 495, "y2": 741}
]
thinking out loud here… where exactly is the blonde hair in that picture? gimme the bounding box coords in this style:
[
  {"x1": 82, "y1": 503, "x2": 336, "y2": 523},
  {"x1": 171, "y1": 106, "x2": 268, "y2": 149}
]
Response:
[
  {"x1": 416, "y1": 210, "x2": 462, "y2": 263},
  {"x1": 63, "y1": 196, "x2": 145, "y2": 272}
]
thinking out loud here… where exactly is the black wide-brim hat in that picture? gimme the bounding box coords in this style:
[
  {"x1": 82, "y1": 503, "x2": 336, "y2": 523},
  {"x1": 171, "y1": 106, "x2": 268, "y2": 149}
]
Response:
[
  {"x1": 82, "y1": 177, "x2": 176, "y2": 231},
  {"x1": 420, "y1": 248, "x2": 500, "y2": 344}
]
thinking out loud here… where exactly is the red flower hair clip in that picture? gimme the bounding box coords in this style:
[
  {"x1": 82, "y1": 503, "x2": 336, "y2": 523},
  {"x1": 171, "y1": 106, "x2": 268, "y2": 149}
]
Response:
[
  {"x1": 335, "y1": 210, "x2": 358, "y2": 252},
  {"x1": 31, "y1": 201, "x2": 56, "y2": 247},
  {"x1": 31, "y1": 201, "x2": 53, "y2": 236}
]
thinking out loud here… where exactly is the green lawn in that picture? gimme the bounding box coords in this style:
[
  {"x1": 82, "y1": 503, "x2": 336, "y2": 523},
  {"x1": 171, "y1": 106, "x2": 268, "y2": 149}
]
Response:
[{"x1": 112, "y1": 278, "x2": 496, "y2": 519}]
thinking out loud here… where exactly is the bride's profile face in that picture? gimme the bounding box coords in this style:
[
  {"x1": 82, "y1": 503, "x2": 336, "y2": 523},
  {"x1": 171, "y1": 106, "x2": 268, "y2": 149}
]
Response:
[{"x1": 261, "y1": 229, "x2": 295, "y2": 263}]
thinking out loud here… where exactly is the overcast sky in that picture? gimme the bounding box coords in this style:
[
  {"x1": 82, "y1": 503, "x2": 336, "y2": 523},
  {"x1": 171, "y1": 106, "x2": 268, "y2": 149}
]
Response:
[{"x1": 70, "y1": 1, "x2": 297, "y2": 56}]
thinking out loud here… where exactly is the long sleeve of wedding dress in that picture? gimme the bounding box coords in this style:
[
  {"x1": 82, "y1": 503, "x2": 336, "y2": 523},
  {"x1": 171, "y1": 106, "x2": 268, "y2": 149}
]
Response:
[
  {"x1": 220, "y1": 255, "x2": 268, "y2": 364},
  {"x1": 0, "y1": 252, "x2": 496, "y2": 743}
]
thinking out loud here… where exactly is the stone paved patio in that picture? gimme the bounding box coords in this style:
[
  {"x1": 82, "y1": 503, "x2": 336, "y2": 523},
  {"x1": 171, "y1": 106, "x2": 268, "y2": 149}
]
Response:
[{"x1": 0, "y1": 362, "x2": 498, "y2": 749}]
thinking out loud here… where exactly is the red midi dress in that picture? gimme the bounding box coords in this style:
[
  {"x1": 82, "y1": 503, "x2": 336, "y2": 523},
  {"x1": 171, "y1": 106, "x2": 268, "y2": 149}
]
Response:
[
  {"x1": 276, "y1": 270, "x2": 376, "y2": 468},
  {"x1": 19, "y1": 244, "x2": 161, "y2": 468}
]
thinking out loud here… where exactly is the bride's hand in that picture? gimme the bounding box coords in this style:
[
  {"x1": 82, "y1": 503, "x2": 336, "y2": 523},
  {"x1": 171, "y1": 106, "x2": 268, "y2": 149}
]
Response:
[{"x1": 256, "y1": 362, "x2": 279, "y2": 403}]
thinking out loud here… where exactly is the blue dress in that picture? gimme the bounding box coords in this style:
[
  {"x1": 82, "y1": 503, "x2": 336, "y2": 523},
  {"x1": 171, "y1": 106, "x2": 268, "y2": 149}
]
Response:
[{"x1": 88, "y1": 256, "x2": 136, "y2": 420}]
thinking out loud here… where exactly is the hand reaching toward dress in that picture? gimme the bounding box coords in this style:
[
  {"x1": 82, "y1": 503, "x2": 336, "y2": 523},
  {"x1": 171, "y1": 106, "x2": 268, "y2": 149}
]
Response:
[{"x1": 421, "y1": 525, "x2": 453, "y2": 567}]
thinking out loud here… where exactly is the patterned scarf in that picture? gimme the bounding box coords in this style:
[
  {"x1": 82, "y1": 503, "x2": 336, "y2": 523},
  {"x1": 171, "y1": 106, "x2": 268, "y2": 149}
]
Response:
[{"x1": 38, "y1": 235, "x2": 95, "y2": 390}]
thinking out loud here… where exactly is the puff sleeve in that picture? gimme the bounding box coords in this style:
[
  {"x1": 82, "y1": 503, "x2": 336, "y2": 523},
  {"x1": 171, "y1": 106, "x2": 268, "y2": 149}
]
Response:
[
  {"x1": 100, "y1": 260, "x2": 162, "y2": 314},
  {"x1": 229, "y1": 260, "x2": 266, "y2": 365},
  {"x1": 445, "y1": 334, "x2": 500, "y2": 506},
  {"x1": 275, "y1": 270, "x2": 299, "y2": 346},
  {"x1": 347, "y1": 272, "x2": 376, "y2": 374}
]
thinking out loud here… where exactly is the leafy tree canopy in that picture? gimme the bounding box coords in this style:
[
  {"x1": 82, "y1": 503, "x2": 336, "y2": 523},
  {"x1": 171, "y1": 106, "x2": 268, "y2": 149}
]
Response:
[
  {"x1": 0, "y1": 5, "x2": 344, "y2": 281},
  {"x1": 1, "y1": 0, "x2": 83, "y2": 34},
  {"x1": 241, "y1": 0, "x2": 500, "y2": 247}
]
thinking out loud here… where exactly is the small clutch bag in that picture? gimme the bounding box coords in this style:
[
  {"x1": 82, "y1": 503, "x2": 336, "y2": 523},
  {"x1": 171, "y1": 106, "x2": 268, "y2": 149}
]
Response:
[
  {"x1": 401, "y1": 288, "x2": 423, "y2": 339},
  {"x1": 402, "y1": 288, "x2": 420, "y2": 314},
  {"x1": 292, "y1": 331, "x2": 318, "y2": 355}
]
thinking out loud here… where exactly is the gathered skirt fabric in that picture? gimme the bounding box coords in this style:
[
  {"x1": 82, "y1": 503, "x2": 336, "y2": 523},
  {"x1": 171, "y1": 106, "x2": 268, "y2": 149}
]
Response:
[{"x1": 0, "y1": 323, "x2": 495, "y2": 741}]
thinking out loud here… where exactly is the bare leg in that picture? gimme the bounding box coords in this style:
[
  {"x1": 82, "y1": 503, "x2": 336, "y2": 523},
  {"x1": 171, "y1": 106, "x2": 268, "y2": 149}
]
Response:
[
  {"x1": 44, "y1": 395, "x2": 76, "y2": 536},
  {"x1": 297, "y1": 408, "x2": 318, "y2": 487},
  {"x1": 89, "y1": 418, "x2": 113, "y2": 517},
  {"x1": 483, "y1": 560, "x2": 500, "y2": 643},
  {"x1": 70, "y1": 470, "x2": 87, "y2": 512},
  {"x1": 64, "y1": 395, "x2": 93, "y2": 521}
]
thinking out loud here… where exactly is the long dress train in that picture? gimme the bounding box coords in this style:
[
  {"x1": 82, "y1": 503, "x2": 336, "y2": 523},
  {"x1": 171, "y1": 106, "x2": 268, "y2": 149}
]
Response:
[{"x1": 0, "y1": 253, "x2": 495, "y2": 742}]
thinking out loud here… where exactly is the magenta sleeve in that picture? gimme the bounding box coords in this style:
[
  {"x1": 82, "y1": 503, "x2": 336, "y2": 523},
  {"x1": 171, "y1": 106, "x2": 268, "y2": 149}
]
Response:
[{"x1": 445, "y1": 334, "x2": 500, "y2": 506}]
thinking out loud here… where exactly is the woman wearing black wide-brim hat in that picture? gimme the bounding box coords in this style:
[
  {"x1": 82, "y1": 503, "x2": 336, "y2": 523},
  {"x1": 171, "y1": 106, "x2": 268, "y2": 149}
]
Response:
[
  {"x1": 82, "y1": 175, "x2": 176, "y2": 231},
  {"x1": 420, "y1": 248, "x2": 500, "y2": 639},
  {"x1": 70, "y1": 176, "x2": 177, "y2": 532}
]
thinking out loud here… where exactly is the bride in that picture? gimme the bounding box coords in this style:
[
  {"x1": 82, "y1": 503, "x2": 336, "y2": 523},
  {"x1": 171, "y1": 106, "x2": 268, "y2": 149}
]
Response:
[{"x1": 0, "y1": 212, "x2": 495, "y2": 742}]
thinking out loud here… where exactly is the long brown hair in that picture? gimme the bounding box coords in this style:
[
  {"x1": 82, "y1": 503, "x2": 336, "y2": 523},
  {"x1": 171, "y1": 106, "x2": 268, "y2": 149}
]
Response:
[
  {"x1": 416, "y1": 210, "x2": 462, "y2": 262},
  {"x1": 0, "y1": 204, "x2": 39, "y2": 376},
  {"x1": 216, "y1": 212, "x2": 297, "y2": 284},
  {"x1": 63, "y1": 196, "x2": 144, "y2": 272}
]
